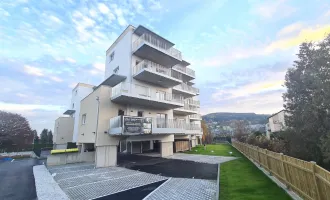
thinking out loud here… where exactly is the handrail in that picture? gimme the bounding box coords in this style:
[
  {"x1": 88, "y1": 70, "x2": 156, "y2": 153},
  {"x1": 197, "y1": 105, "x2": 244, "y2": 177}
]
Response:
[
  {"x1": 112, "y1": 82, "x2": 184, "y2": 104},
  {"x1": 133, "y1": 60, "x2": 182, "y2": 80},
  {"x1": 133, "y1": 33, "x2": 182, "y2": 60},
  {"x1": 173, "y1": 65, "x2": 195, "y2": 77},
  {"x1": 173, "y1": 83, "x2": 199, "y2": 94}
]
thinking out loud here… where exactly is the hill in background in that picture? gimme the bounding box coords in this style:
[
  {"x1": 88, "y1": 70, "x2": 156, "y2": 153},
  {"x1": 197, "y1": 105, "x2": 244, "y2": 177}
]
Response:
[{"x1": 203, "y1": 112, "x2": 270, "y2": 135}]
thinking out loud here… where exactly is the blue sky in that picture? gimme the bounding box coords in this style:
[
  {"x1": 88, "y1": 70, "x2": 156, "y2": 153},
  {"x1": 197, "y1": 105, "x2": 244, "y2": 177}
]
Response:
[{"x1": 1, "y1": 0, "x2": 330, "y2": 133}]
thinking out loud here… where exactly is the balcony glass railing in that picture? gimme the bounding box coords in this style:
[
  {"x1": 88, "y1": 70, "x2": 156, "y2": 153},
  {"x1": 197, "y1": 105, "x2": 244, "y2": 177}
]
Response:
[
  {"x1": 133, "y1": 33, "x2": 182, "y2": 60},
  {"x1": 189, "y1": 114, "x2": 202, "y2": 120},
  {"x1": 186, "y1": 98, "x2": 200, "y2": 106},
  {"x1": 173, "y1": 83, "x2": 199, "y2": 94},
  {"x1": 133, "y1": 60, "x2": 182, "y2": 80},
  {"x1": 109, "y1": 116, "x2": 201, "y2": 131},
  {"x1": 173, "y1": 65, "x2": 195, "y2": 77},
  {"x1": 112, "y1": 82, "x2": 184, "y2": 104}
]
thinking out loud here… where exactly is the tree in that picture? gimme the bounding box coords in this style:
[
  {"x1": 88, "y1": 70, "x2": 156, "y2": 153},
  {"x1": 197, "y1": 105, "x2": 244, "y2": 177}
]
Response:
[
  {"x1": 0, "y1": 110, "x2": 34, "y2": 147},
  {"x1": 283, "y1": 34, "x2": 330, "y2": 165},
  {"x1": 47, "y1": 130, "x2": 53, "y2": 144},
  {"x1": 33, "y1": 130, "x2": 39, "y2": 144},
  {"x1": 40, "y1": 129, "x2": 49, "y2": 144},
  {"x1": 233, "y1": 120, "x2": 250, "y2": 142},
  {"x1": 202, "y1": 121, "x2": 213, "y2": 144}
]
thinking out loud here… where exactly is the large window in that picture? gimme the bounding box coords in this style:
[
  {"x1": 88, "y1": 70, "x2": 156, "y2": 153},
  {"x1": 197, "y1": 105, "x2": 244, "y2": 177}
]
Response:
[
  {"x1": 156, "y1": 113, "x2": 167, "y2": 128},
  {"x1": 82, "y1": 114, "x2": 86, "y2": 125}
]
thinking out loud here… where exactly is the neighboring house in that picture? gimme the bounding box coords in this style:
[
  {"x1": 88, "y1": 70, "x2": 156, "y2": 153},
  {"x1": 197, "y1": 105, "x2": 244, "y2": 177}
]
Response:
[
  {"x1": 54, "y1": 25, "x2": 202, "y2": 167},
  {"x1": 266, "y1": 110, "x2": 287, "y2": 139},
  {"x1": 53, "y1": 117, "x2": 74, "y2": 149}
]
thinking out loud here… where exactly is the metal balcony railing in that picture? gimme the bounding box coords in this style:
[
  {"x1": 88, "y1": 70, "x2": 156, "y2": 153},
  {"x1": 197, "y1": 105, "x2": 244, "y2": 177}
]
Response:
[
  {"x1": 133, "y1": 60, "x2": 182, "y2": 80},
  {"x1": 112, "y1": 82, "x2": 184, "y2": 104},
  {"x1": 173, "y1": 83, "x2": 199, "y2": 94},
  {"x1": 133, "y1": 33, "x2": 182, "y2": 60},
  {"x1": 173, "y1": 65, "x2": 195, "y2": 77}
]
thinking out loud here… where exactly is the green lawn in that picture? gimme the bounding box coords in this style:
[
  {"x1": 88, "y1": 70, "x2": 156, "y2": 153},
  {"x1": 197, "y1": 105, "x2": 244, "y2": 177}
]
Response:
[{"x1": 188, "y1": 144, "x2": 291, "y2": 200}]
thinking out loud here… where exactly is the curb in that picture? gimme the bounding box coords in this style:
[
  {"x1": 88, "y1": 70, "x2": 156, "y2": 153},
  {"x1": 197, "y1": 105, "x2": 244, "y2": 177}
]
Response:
[{"x1": 33, "y1": 165, "x2": 69, "y2": 200}]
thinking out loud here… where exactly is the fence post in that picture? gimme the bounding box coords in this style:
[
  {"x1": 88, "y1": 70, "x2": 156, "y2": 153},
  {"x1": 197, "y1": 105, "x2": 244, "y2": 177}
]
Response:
[
  {"x1": 257, "y1": 147, "x2": 262, "y2": 167},
  {"x1": 265, "y1": 149, "x2": 272, "y2": 175},
  {"x1": 280, "y1": 153, "x2": 289, "y2": 189},
  {"x1": 310, "y1": 161, "x2": 321, "y2": 200}
]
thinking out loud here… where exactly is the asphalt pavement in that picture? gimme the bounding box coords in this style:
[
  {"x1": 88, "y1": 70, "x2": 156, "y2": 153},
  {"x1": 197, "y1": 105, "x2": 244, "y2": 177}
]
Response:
[
  {"x1": 117, "y1": 154, "x2": 218, "y2": 180},
  {"x1": 0, "y1": 158, "x2": 44, "y2": 200}
]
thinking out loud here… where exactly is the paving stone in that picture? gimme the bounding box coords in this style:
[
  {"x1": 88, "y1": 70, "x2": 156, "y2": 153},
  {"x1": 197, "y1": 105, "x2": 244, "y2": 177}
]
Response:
[
  {"x1": 167, "y1": 153, "x2": 236, "y2": 164},
  {"x1": 144, "y1": 178, "x2": 217, "y2": 200}
]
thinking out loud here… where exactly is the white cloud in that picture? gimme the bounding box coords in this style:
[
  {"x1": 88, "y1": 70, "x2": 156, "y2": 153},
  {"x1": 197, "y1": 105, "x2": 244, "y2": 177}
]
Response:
[
  {"x1": 251, "y1": 0, "x2": 296, "y2": 19},
  {"x1": 23, "y1": 65, "x2": 44, "y2": 76},
  {"x1": 114, "y1": 7, "x2": 128, "y2": 27},
  {"x1": 16, "y1": 93, "x2": 28, "y2": 98},
  {"x1": 50, "y1": 76, "x2": 63, "y2": 82},
  {"x1": 0, "y1": 101, "x2": 63, "y2": 112},
  {"x1": 131, "y1": 0, "x2": 144, "y2": 13},
  {"x1": 277, "y1": 22, "x2": 303, "y2": 37},
  {"x1": 98, "y1": 3, "x2": 110, "y2": 14},
  {"x1": 49, "y1": 15, "x2": 62, "y2": 24},
  {"x1": 148, "y1": 0, "x2": 162, "y2": 10}
]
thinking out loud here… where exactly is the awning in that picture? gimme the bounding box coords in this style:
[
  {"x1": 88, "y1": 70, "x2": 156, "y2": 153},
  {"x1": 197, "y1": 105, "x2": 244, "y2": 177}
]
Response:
[{"x1": 63, "y1": 110, "x2": 75, "y2": 115}]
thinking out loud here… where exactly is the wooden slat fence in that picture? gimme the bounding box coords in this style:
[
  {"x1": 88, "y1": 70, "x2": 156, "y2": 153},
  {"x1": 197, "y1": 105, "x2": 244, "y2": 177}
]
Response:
[{"x1": 232, "y1": 141, "x2": 330, "y2": 200}]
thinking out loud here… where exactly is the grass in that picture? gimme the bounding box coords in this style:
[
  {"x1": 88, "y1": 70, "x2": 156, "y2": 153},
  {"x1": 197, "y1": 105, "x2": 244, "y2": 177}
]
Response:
[{"x1": 188, "y1": 144, "x2": 291, "y2": 200}]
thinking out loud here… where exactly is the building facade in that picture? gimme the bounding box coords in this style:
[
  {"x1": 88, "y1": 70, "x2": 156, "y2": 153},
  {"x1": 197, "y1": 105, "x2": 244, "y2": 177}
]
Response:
[
  {"x1": 54, "y1": 25, "x2": 203, "y2": 167},
  {"x1": 53, "y1": 117, "x2": 74, "y2": 149},
  {"x1": 266, "y1": 109, "x2": 287, "y2": 139}
]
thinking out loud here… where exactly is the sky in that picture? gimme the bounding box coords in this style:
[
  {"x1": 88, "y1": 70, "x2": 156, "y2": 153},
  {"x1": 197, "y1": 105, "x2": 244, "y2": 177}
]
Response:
[{"x1": 1, "y1": 0, "x2": 330, "y2": 133}]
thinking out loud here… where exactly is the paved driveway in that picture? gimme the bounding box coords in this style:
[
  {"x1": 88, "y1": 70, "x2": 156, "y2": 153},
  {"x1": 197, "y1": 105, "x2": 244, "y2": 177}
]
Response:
[
  {"x1": 0, "y1": 158, "x2": 44, "y2": 200},
  {"x1": 118, "y1": 154, "x2": 219, "y2": 180}
]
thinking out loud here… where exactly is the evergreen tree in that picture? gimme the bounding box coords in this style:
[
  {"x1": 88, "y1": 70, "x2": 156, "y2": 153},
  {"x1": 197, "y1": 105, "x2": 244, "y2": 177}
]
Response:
[
  {"x1": 47, "y1": 130, "x2": 53, "y2": 144},
  {"x1": 40, "y1": 129, "x2": 48, "y2": 144},
  {"x1": 33, "y1": 130, "x2": 39, "y2": 144}
]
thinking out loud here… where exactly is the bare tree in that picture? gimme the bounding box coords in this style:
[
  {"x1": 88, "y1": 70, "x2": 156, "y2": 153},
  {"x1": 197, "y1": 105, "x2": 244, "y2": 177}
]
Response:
[
  {"x1": 233, "y1": 120, "x2": 250, "y2": 142},
  {"x1": 202, "y1": 120, "x2": 213, "y2": 144}
]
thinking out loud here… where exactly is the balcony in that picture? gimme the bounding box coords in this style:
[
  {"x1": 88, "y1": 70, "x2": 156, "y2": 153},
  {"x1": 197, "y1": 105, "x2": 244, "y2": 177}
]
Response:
[
  {"x1": 109, "y1": 116, "x2": 201, "y2": 135},
  {"x1": 189, "y1": 114, "x2": 202, "y2": 121},
  {"x1": 111, "y1": 82, "x2": 184, "y2": 109},
  {"x1": 186, "y1": 98, "x2": 200, "y2": 107},
  {"x1": 133, "y1": 60, "x2": 182, "y2": 88},
  {"x1": 173, "y1": 65, "x2": 195, "y2": 81},
  {"x1": 133, "y1": 33, "x2": 182, "y2": 67},
  {"x1": 172, "y1": 83, "x2": 199, "y2": 97},
  {"x1": 173, "y1": 101, "x2": 199, "y2": 115}
]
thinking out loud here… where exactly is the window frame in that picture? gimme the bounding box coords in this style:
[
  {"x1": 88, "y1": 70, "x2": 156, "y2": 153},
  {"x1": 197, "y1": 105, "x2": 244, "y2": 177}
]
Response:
[{"x1": 82, "y1": 114, "x2": 86, "y2": 125}]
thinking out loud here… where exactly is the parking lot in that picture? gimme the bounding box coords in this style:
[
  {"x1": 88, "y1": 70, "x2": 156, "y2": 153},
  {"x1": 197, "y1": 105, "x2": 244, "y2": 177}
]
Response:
[{"x1": 46, "y1": 153, "x2": 234, "y2": 200}]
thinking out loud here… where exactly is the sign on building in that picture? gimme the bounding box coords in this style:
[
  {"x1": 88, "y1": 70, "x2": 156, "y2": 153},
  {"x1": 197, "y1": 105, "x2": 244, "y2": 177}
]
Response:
[{"x1": 123, "y1": 116, "x2": 152, "y2": 134}]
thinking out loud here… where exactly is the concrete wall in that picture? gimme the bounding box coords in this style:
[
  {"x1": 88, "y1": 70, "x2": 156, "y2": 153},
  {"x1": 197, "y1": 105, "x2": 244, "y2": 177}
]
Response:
[
  {"x1": 54, "y1": 144, "x2": 67, "y2": 150},
  {"x1": 71, "y1": 83, "x2": 94, "y2": 143},
  {"x1": 54, "y1": 117, "x2": 74, "y2": 146},
  {"x1": 95, "y1": 145, "x2": 117, "y2": 167},
  {"x1": 47, "y1": 152, "x2": 95, "y2": 166},
  {"x1": 161, "y1": 142, "x2": 173, "y2": 157}
]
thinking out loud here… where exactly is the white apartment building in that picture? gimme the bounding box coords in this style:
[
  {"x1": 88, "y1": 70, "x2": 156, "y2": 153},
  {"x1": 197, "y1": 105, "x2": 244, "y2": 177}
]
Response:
[
  {"x1": 53, "y1": 83, "x2": 94, "y2": 149},
  {"x1": 54, "y1": 25, "x2": 203, "y2": 167},
  {"x1": 266, "y1": 109, "x2": 287, "y2": 139}
]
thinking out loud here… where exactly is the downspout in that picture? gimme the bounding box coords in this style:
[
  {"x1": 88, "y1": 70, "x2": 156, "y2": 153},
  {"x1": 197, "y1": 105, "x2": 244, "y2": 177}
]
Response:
[{"x1": 94, "y1": 96, "x2": 100, "y2": 165}]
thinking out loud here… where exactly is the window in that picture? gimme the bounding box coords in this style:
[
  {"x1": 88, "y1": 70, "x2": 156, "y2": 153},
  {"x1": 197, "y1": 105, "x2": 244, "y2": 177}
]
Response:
[
  {"x1": 118, "y1": 109, "x2": 124, "y2": 116},
  {"x1": 113, "y1": 66, "x2": 119, "y2": 74},
  {"x1": 75, "y1": 89, "x2": 78, "y2": 95},
  {"x1": 72, "y1": 103, "x2": 74, "y2": 109},
  {"x1": 137, "y1": 111, "x2": 143, "y2": 117},
  {"x1": 109, "y1": 51, "x2": 115, "y2": 62},
  {"x1": 156, "y1": 113, "x2": 167, "y2": 128},
  {"x1": 135, "y1": 60, "x2": 140, "y2": 66},
  {"x1": 82, "y1": 114, "x2": 86, "y2": 125}
]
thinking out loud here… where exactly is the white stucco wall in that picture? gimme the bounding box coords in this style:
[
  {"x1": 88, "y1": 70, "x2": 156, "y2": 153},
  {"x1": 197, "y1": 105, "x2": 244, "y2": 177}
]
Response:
[
  {"x1": 54, "y1": 117, "x2": 74, "y2": 146},
  {"x1": 105, "y1": 27, "x2": 133, "y2": 80},
  {"x1": 268, "y1": 110, "x2": 287, "y2": 133},
  {"x1": 71, "y1": 84, "x2": 94, "y2": 143}
]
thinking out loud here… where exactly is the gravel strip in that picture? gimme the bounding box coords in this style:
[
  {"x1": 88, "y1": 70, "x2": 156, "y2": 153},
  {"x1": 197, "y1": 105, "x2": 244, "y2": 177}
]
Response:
[{"x1": 33, "y1": 165, "x2": 69, "y2": 200}]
